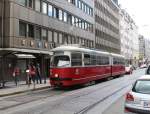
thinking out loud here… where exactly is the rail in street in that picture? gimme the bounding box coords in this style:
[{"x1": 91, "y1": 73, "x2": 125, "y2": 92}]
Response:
[{"x1": 0, "y1": 69, "x2": 146, "y2": 114}]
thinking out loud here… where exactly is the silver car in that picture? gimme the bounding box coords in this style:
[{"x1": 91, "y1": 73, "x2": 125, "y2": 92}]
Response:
[{"x1": 125, "y1": 75, "x2": 150, "y2": 114}]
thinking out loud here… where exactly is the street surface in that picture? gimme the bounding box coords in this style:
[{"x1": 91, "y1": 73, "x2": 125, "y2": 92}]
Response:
[{"x1": 0, "y1": 68, "x2": 146, "y2": 114}]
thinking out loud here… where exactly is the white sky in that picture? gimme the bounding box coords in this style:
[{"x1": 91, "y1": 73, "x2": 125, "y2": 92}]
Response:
[{"x1": 119, "y1": 0, "x2": 150, "y2": 38}]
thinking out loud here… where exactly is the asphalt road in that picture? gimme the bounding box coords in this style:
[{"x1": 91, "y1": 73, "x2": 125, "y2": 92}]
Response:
[{"x1": 0, "y1": 68, "x2": 146, "y2": 114}]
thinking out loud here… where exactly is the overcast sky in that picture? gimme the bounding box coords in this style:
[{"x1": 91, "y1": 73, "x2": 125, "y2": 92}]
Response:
[{"x1": 119, "y1": 0, "x2": 150, "y2": 38}]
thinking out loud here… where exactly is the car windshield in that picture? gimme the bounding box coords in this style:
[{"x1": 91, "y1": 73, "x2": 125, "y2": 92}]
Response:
[
  {"x1": 132, "y1": 80, "x2": 150, "y2": 94},
  {"x1": 51, "y1": 55, "x2": 70, "y2": 67}
]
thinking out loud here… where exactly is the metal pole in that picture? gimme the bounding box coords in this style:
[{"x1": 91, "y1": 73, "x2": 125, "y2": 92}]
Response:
[
  {"x1": 1, "y1": 0, "x2": 4, "y2": 48},
  {"x1": 1, "y1": 0, "x2": 4, "y2": 87}
]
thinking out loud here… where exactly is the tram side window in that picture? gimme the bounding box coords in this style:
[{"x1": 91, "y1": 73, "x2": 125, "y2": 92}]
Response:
[
  {"x1": 71, "y1": 53, "x2": 82, "y2": 66},
  {"x1": 97, "y1": 56, "x2": 109, "y2": 65},
  {"x1": 84, "y1": 54, "x2": 91, "y2": 65},
  {"x1": 91, "y1": 55, "x2": 96, "y2": 65},
  {"x1": 113, "y1": 58, "x2": 120, "y2": 65}
]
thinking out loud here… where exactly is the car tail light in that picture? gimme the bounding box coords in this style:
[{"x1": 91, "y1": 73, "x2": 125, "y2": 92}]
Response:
[{"x1": 126, "y1": 93, "x2": 134, "y2": 102}]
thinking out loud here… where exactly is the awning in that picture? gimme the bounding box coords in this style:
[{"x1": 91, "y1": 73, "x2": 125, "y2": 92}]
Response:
[{"x1": 15, "y1": 54, "x2": 36, "y2": 59}]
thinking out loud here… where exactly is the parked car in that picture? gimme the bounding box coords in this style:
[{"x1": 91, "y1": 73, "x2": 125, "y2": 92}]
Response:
[
  {"x1": 140, "y1": 64, "x2": 147, "y2": 69},
  {"x1": 125, "y1": 75, "x2": 150, "y2": 114},
  {"x1": 125, "y1": 65, "x2": 133, "y2": 74},
  {"x1": 145, "y1": 65, "x2": 150, "y2": 75}
]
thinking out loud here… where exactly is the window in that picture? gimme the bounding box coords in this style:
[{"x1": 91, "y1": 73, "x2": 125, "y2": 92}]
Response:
[
  {"x1": 35, "y1": 26, "x2": 41, "y2": 40},
  {"x1": 64, "y1": 12, "x2": 67, "y2": 22},
  {"x1": 35, "y1": 0, "x2": 41, "y2": 12},
  {"x1": 82, "y1": 21, "x2": 85, "y2": 29},
  {"x1": 81, "y1": 2, "x2": 84, "y2": 11},
  {"x1": 71, "y1": 53, "x2": 82, "y2": 66},
  {"x1": 28, "y1": 24, "x2": 34, "y2": 38},
  {"x1": 78, "y1": 0, "x2": 81, "y2": 9},
  {"x1": 53, "y1": 7, "x2": 59, "y2": 18},
  {"x1": 19, "y1": 21, "x2": 27, "y2": 37},
  {"x1": 18, "y1": 0, "x2": 27, "y2": 6},
  {"x1": 59, "y1": 33, "x2": 63, "y2": 44},
  {"x1": 97, "y1": 56, "x2": 109, "y2": 65},
  {"x1": 42, "y1": 2, "x2": 47, "y2": 14},
  {"x1": 48, "y1": 4, "x2": 53, "y2": 17},
  {"x1": 79, "y1": 19, "x2": 82, "y2": 28},
  {"x1": 91, "y1": 55, "x2": 96, "y2": 65},
  {"x1": 42, "y1": 29, "x2": 48, "y2": 40},
  {"x1": 52, "y1": 55, "x2": 70, "y2": 67},
  {"x1": 54, "y1": 32, "x2": 58, "y2": 43},
  {"x1": 67, "y1": 14, "x2": 72, "y2": 24},
  {"x1": 28, "y1": 0, "x2": 33, "y2": 8},
  {"x1": 84, "y1": 54, "x2": 91, "y2": 65},
  {"x1": 75, "y1": 17, "x2": 79, "y2": 27},
  {"x1": 75, "y1": 0, "x2": 78, "y2": 7},
  {"x1": 48, "y1": 30, "x2": 53, "y2": 42},
  {"x1": 72, "y1": 16, "x2": 75, "y2": 26},
  {"x1": 59, "y1": 10, "x2": 63, "y2": 21}
]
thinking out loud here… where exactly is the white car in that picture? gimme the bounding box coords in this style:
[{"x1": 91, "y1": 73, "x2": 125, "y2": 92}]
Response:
[
  {"x1": 140, "y1": 64, "x2": 147, "y2": 69},
  {"x1": 125, "y1": 75, "x2": 150, "y2": 114}
]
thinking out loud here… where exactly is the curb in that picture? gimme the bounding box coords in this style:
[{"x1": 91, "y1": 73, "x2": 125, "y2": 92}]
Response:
[{"x1": 0, "y1": 86, "x2": 50, "y2": 97}]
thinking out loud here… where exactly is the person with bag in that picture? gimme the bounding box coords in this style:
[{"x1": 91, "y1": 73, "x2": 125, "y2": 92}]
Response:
[
  {"x1": 13, "y1": 66, "x2": 20, "y2": 86},
  {"x1": 29, "y1": 63, "x2": 36, "y2": 89}
]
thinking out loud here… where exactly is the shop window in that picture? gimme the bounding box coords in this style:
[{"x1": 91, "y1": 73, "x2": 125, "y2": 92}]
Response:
[
  {"x1": 48, "y1": 30, "x2": 53, "y2": 42},
  {"x1": 18, "y1": 0, "x2": 27, "y2": 6},
  {"x1": 42, "y1": 2, "x2": 48, "y2": 14},
  {"x1": 35, "y1": 0, "x2": 41, "y2": 12},
  {"x1": 35, "y1": 26, "x2": 41, "y2": 40},
  {"x1": 59, "y1": 33, "x2": 63, "y2": 44},
  {"x1": 19, "y1": 21, "x2": 27, "y2": 37},
  {"x1": 48, "y1": 4, "x2": 53, "y2": 17},
  {"x1": 28, "y1": 24, "x2": 34, "y2": 38},
  {"x1": 42, "y1": 29, "x2": 48, "y2": 41},
  {"x1": 54, "y1": 32, "x2": 58, "y2": 43}
]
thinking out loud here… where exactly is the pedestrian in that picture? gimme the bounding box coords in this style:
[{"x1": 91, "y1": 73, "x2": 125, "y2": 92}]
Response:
[
  {"x1": 29, "y1": 63, "x2": 36, "y2": 89},
  {"x1": 36, "y1": 63, "x2": 42, "y2": 84},
  {"x1": 13, "y1": 66, "x2": 20, "y2": 86},
  {"x1": 26, "y1": 65, "x2": 31, "y2": 87}
]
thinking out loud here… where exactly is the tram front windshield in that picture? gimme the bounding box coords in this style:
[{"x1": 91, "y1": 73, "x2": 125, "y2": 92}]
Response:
[{"x1": 52, "y1": 55, "x2": 70, "y2": 67}]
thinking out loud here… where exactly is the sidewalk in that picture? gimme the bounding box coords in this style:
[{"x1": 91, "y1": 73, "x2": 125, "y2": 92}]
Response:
[{"x1": 0, "y1": 79, "x2": 50, "y2": 97}]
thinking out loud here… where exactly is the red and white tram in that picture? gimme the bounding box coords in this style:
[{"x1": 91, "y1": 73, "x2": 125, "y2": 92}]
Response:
[{"x1": 50, "y1": 45, "x2": 125, "y2": 87}]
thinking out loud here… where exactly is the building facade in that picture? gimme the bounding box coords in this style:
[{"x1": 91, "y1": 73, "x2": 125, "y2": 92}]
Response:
[
  {"x1": 144, "y1": 38, "x2": 150, "y2": 62},
  {"x1": 95, "y1": 0, "x2": 120, "y2": 53},
  {"x1": 139, "y1": 35, "x2": 145, "y2": 62},
  {"x1": 119, "y1": 9, "x2": 139, "y2": 66},
  {"x1": 0, "y1": 0, "x2": 95, "y2": 82}
]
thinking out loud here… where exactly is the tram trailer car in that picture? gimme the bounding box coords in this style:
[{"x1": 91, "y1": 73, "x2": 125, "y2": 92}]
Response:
[{"x1": 50, "y1": 46, "x2": 125, "y2": 87}]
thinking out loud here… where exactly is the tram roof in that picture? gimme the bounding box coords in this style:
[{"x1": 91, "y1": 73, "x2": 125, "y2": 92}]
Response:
[
  {"x1": 51, "y1": 45, "x2": 124, "y2": 58},
  {"x1": 51, "y1": 45, "x2": 109, "y2": 55}
]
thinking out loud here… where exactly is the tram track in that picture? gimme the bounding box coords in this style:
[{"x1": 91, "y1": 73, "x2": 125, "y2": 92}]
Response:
[
  {"x1": 74, "y1": 72, "x2": 142, "y2": 114},
  {"x1": 0, "y1": 70, "x2": 143, "y2": 113}
]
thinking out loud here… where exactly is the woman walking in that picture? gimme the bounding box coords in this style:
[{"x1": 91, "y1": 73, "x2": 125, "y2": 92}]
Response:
[{"x1": 29, "y1": 63, "x2": 36, "y2": 89}]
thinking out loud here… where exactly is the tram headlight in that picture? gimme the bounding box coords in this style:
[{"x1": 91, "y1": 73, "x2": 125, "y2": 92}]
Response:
[{"x1": 54, "y1": 74, "x2": 59, "y2": 78}]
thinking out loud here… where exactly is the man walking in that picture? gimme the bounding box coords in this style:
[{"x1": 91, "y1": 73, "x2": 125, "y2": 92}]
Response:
[{"x1": 36, "y1": 63, "x2": 42, "y2": 84}]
